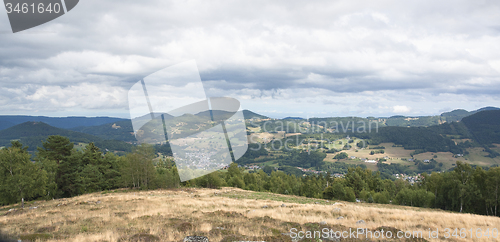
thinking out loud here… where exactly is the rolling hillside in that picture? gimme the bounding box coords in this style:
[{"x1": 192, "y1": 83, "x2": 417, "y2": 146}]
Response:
[
  {"x1": 70, "y1": 120, "x2": 136, "y2": 142},
  {"x1": 441, "y1": 106, "x2": 500, "y2": 122},
  {"x1": 462, "y1": 110, "x2": 500, "y2": 145},
  {"x1": 1, "y1": 188, "x2": 498, "y2": 242},
  {"x1": 71, "y1": 110, "x2": 269, "y2": 141},
  {"x1": 379, "y1": 106, "x2": 499, "y2": 127},
  {"x1": 242, "y1": 110, "x2": 269, "y2": 119}
]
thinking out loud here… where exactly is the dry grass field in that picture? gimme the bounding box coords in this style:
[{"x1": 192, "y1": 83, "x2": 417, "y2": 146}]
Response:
[
  {"x1": 325, "y1": 143, "x2": 414, "y2": 160},
  {"x1": 413, "y1": 152, "x2": 465, "y2": 170},
  {"x1": 325, "y1": 143, "x2": 417, "y2": 171},
  {"x1": 464, "y1": 147, "x2": 500, "y2": 167},
  {"x1": 248, "y1": 133, "x2": 285, "y2": 143},
  {"x1": 1, "y1": 188, "x2": 499, "y2": 242}
]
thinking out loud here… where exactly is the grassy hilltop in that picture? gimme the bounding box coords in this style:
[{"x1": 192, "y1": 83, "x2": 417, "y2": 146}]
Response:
[{"x1": 1, "y1": 188, "x2": 499, "y2": 242}]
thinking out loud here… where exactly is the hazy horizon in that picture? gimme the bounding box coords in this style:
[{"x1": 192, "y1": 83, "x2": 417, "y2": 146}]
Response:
[{"x1": 0, "y1": 106, "x2": 496, "y2": 120}]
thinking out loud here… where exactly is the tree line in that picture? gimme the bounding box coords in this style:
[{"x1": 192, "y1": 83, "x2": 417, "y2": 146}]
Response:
[
  {"x1": 0, "y1": 135, "x2": 179, "y2": 206},
  {"x1": 0, "y1": 135, "x2": 499, "y2": 218}
]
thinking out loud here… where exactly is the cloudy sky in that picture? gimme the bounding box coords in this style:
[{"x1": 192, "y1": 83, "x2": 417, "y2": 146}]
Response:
[{"x1": 1, "y1": 0, "x2": 500, "y2": 119}]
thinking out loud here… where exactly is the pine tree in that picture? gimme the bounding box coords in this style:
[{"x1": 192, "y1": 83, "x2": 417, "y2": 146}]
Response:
[{"x1": 37, "y1": 136, "x2": 74, "y2": 198}]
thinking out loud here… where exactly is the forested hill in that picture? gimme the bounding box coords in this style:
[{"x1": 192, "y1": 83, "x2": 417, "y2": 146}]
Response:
[
  {"x1": 353, "y1": 111, "x2": 499, "y2": 156},
  {"x1": 0, "y1": 121, "x2": 98, "y2": 141},
  {"x1": 0, "y1": 122, "x2": 132, "y2": 152},
  {"x1": 71, "y1": 110, "x2": 270, "y2": 141},
  {"x1": 462, "y1": 110, "x2": 500, "y2": 145},
  {"x1": 441, "y1": 106, "x2": 500, "y2": 122},
  {"x1": 0, "y1": 115, "x2": 127, "y2": 131},
  {"x1": 242, "y1": 110, "x2": 268, "y2": 119},
  {"x1": 358, "y1": 124, "x2": 464, "y2": 154},
  {"x1": 70, "y1": 120, "x2": 136, "y2": 142}
]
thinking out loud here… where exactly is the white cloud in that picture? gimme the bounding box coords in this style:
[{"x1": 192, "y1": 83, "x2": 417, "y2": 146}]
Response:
[
  {"x1": 0, "y1": 83, "x2": 128, "y2": 114},
  {"x1": 1, "y1": 0, "x2": 500, "y2": 117},
  {"x1": 392, "y1": 105, "x2": 411, "y2": 114}
]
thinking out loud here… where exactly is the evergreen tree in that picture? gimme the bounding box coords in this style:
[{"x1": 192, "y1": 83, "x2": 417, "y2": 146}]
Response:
[{"x1": 37, "y1": 135, "x2": 74, "y2": 198}]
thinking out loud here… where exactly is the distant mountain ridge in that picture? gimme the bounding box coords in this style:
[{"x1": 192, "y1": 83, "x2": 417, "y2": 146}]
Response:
[
  {"x1": 0, "y1": 121, "x2": 97, "y2": 141},
  {"x1": 441, "y1": 106, "x2": 500, "y2": 122},
  {"x1": 242, "y1": 110, "x2": 268, "y2": 119},
  {"x1": 0, "y1": 115, "x2": 127, "y2": 131},
  {"x1": 71, "y1": 109, "x2": 270, "y2": 142},
  {"x1": 1, "y1": 108, "x2": 499, "y2": 159},
  {"x1": 0, "y1": 106, "x2": 497, "y2": 139},
  {"x1": 283, "y1": 117, "x2": 304, "y2": 120}
]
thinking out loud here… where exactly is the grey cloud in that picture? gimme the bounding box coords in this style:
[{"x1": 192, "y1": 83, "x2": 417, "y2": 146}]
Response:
[{"x1": 1, "y1": 0, "x2": 500, "y2": 116}]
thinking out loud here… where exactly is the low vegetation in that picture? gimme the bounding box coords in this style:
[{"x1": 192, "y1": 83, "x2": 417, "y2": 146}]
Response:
[{"x1": 1, "y1": 188, "x2": 500, "y2": 242}]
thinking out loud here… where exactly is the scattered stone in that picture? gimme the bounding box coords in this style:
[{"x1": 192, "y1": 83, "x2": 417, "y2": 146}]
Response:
[
  {"x1": 183, "y1": 236, "x2": 209, "y2": 242},
  {"x1": 96, "y1": 201, "x2": 101, "y2": 204},
  {"x1": 262, "y1": 205, "x2": 268, "y2": 208},
  {"x1": 336, "y1": 216, "x2": 344, "y2": 220},
  {"x1": 333, "y1": 208, "x2": 341, "y2": 212},
  {"x1": 281, "y1": 204, "x2": 286, "y2": 207},
  {"x1": 332, "y1": 202, "x2": 342, "y2": 205},
  {"x1": 8, "y1": 208, "x2": 15, "y2": 212},
  {"x1": 215, "y1": 227, "x2": 225, "y2": 230},
  {"x1": 29, "y1": 206, "x2": 38, "y2": 210},
  {"x1": 320, "y1": 221, "x2": 327, "y2": 225},
  {"x1": 356, "y1": 220, "x2": 365, "y2": 224},
  {"x1": 315, "y1": 202, "x2": 320, "y2": 204}
]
